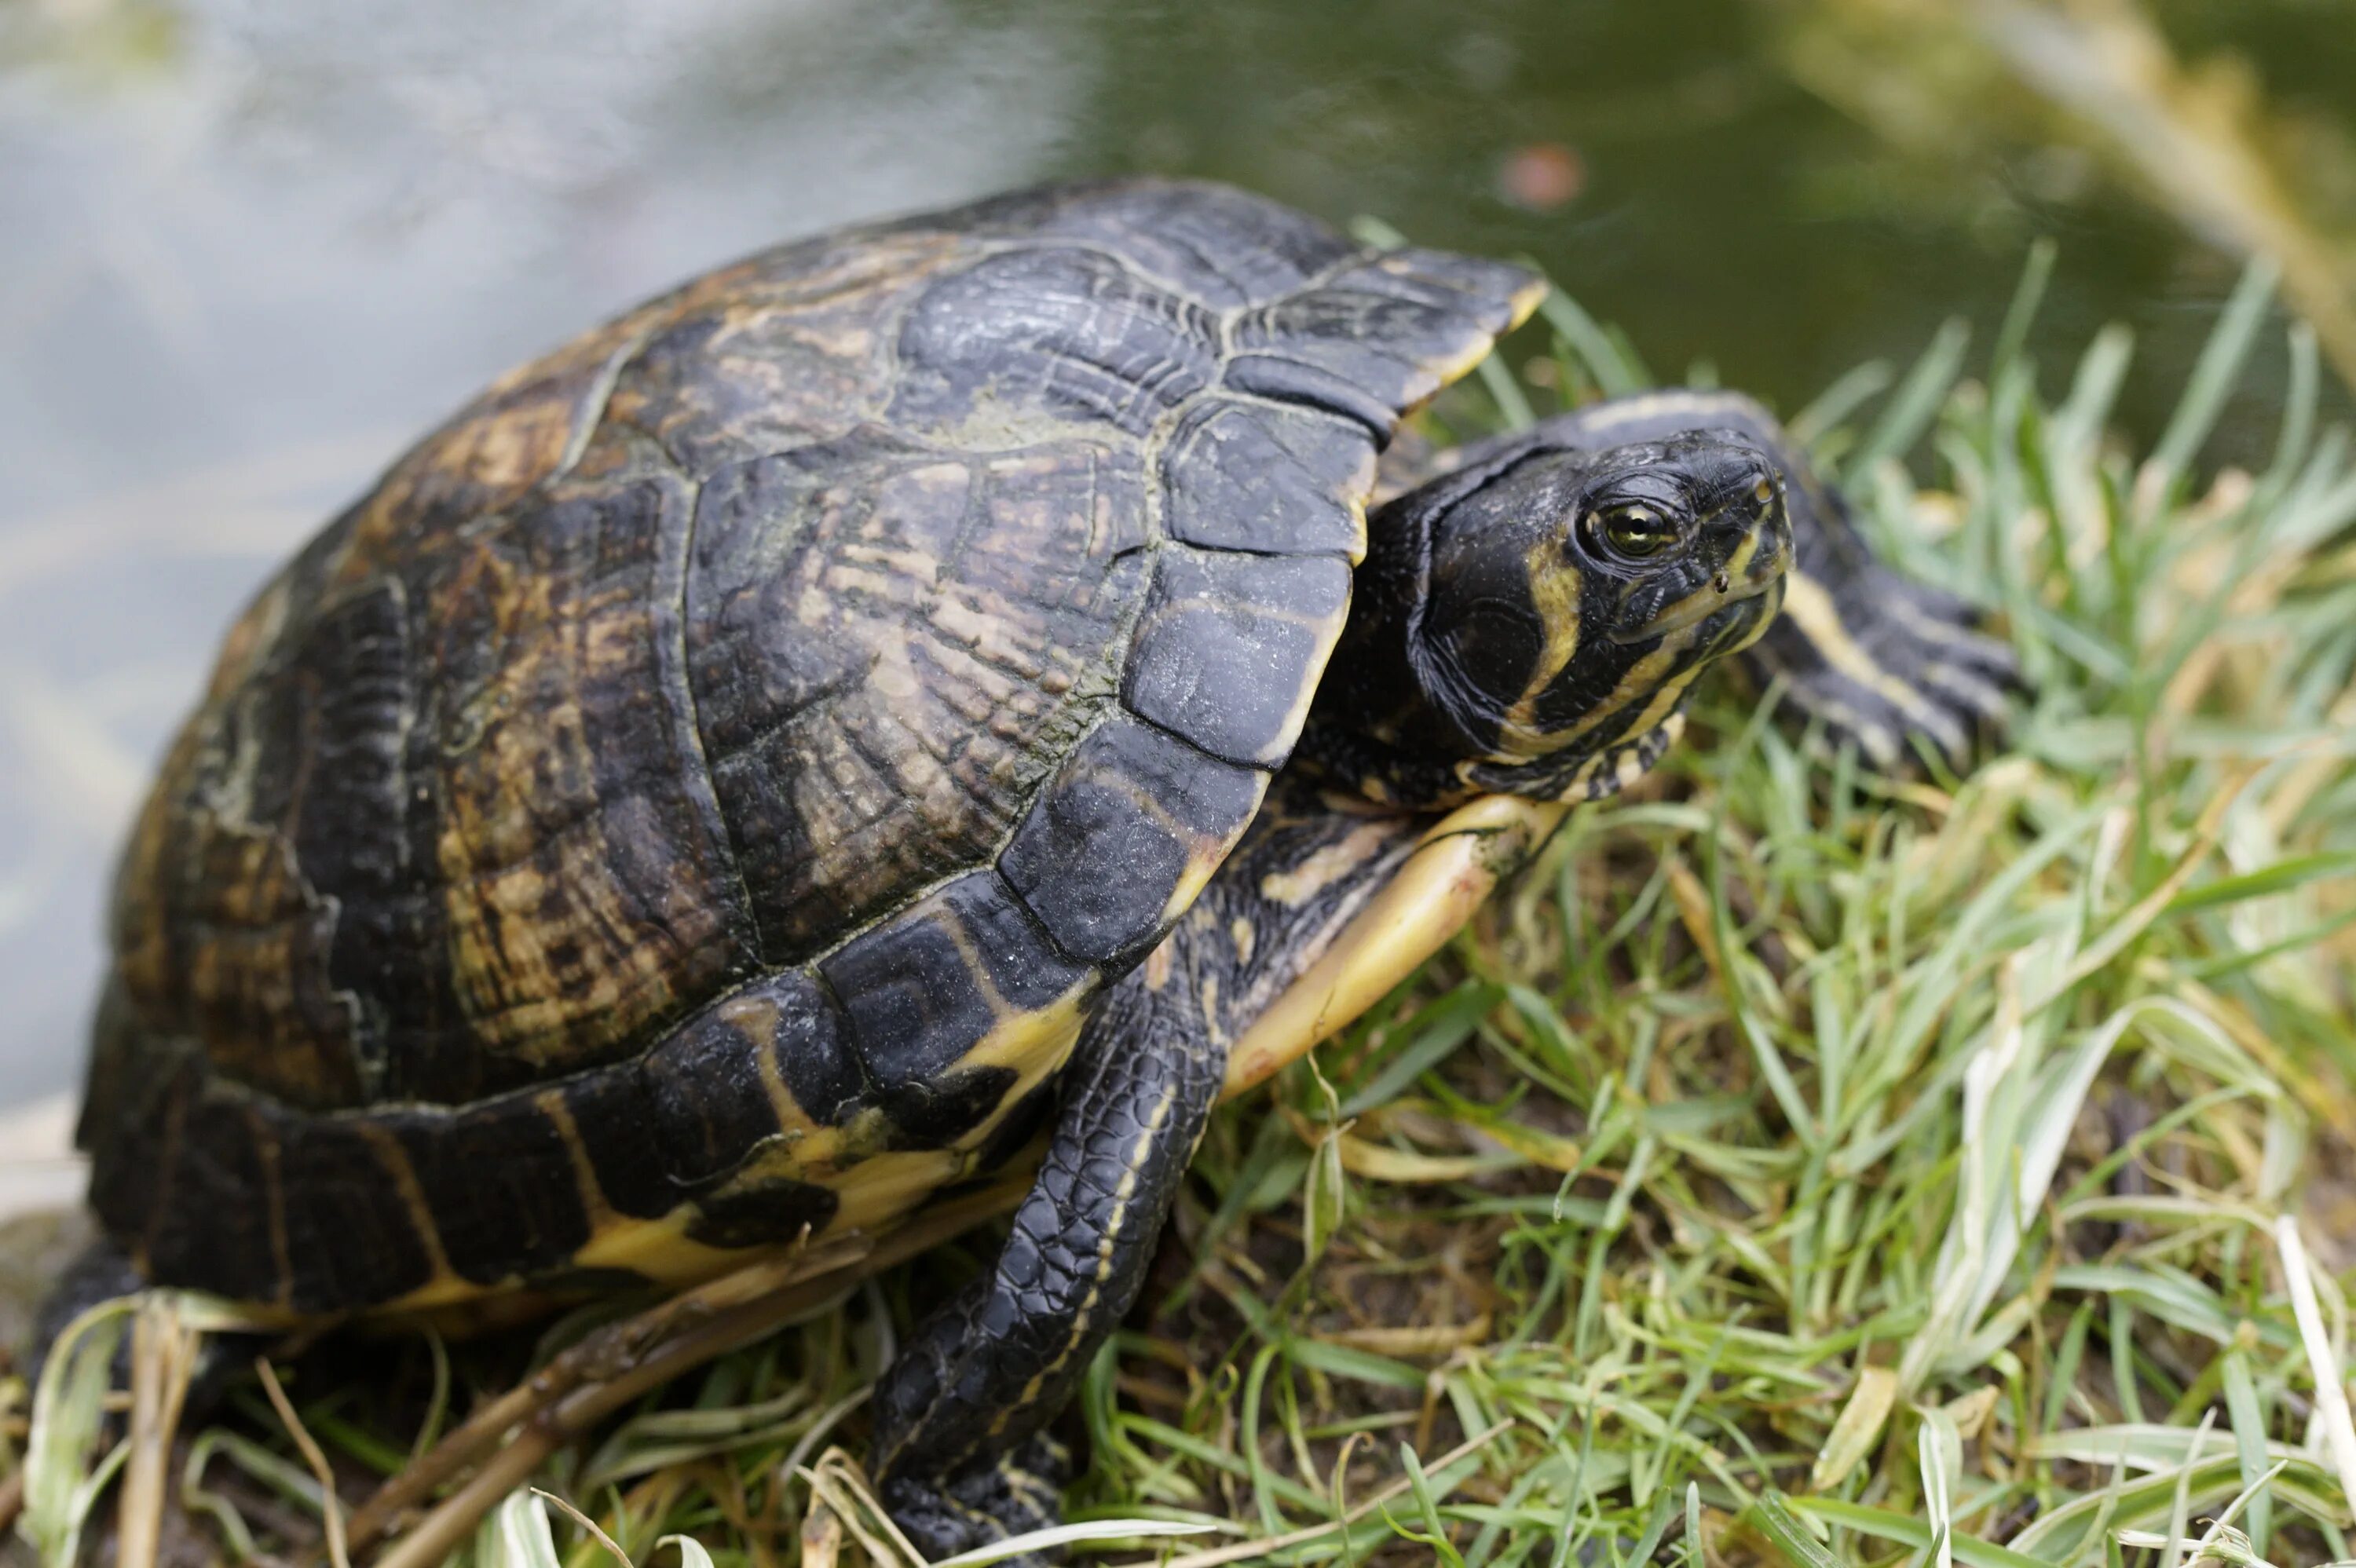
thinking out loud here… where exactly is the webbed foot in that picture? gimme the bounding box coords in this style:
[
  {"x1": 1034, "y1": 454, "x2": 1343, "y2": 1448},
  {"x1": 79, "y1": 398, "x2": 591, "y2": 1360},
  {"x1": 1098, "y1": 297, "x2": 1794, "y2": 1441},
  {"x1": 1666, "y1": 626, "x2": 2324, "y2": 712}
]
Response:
[{"x1": 1748, "y1": 557, "x2": 2018, "y2": 771}]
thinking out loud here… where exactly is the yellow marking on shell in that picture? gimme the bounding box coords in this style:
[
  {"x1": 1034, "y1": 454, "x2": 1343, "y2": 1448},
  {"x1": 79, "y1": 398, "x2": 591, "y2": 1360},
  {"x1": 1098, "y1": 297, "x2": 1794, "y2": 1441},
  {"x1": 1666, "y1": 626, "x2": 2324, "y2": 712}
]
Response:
[
  {"x1": 357, "y1": 992, "x2": 1094, "y2": 1319},
  {"x1": 251, "y1": 1110, "x2": 294, "y2": 1314},
  {"x1": 716, "y1": 994, "x2": 822, "y2": 1134},
  {"x1": 1343, "y1": 497, "x2": 1370, "y2": 567},
  {"x1": 1505, "y1": 277, "x2": 1553, "y2": 333},
  {"x1": 376, "y1": 1136, "x2": 968, "y2": 1309},
  {"x1": 952, "y1": 982, "x2": 1096, "y2": 1130},
  {"x1": 538, "y1": 1089, "x2": 617, "y2": 1231},
  {"x1": 1079, "y1": 767, "x2": 1271, "y2": 936},
  {"x1": 1493, "y1": 538, "x2": 1584, "y2": 762},
  {"x1": 557, "y1": 1214, "x2": 741, "y2": 1290},
  {"x1": 1248, "y1": 594, "x2": 1354, "y2": 767},
  {"x1": 1778, "y1": 569, "x2": 1944, "y2": 730},
  {"x1": 1257, "y1": 815, "x2": 1403, "y2": 908},
  {"x1": 1225, "y1": 794, "x2": 1568, "y2": 1097},
  {"x1": 1164, "y1": 784, "x2": 1274, "y2": 925},
  {"x1": 1418, "y1": 276, "x2": 1553, "y2": 393},
  {"x1": 350, "y1": 785, "x2": 1538, "y2": 1324},
  {"x1": 357, "y1": 1123, "x2": 460, "y2": 1292}
]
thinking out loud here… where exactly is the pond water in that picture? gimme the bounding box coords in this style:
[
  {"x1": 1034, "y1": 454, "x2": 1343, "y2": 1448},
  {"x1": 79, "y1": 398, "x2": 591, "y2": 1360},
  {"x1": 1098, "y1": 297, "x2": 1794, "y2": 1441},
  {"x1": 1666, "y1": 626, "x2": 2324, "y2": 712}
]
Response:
[{"x1": 1, "y1": 0, "x2": 2351, "y2": 1106}]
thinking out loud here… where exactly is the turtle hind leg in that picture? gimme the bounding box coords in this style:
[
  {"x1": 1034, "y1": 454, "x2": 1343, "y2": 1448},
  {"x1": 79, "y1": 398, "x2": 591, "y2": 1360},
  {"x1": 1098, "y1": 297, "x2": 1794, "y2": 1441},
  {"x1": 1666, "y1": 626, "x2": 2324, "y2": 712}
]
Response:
[
  {"x1": 871, "y1": 961, "x2": 1219, "y2": 1564},
  {"x1": 28, "y1": 1240, "x2": 271, "y2": 1425},
  {"x1": 24, "y1": 1237, "x2": 145, "y2": 1384}
]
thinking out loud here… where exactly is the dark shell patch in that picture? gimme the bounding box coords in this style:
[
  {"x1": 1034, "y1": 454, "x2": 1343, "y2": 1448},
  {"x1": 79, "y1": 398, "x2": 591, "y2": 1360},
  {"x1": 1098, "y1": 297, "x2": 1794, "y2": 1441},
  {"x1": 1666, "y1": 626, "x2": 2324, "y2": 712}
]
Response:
[
  {"x1": 382, "y1": 1100, "x2": 592, "y2": 1287},
  {"x1": 999, "y1": 715, "x2": 1265, "y2": 967},
  {"x1": 685, "y1": 1178, "x2": 843, "y2": 1251},
  {"x1": 142, "y1": 1092, "x2": 280, "y2": 1307},
  {"x1": 880, "y1": 1064, "x2": 1023, "y2": 1150},
  {"x1": 559, "y1": 968, "x2": 855, "y2": 1222},
  {"x1": 1159, "y1": 399, "x2": 1374, "y2": 560},
  {"x1": 888, "y1": 247, "x2": 1222, "y2": 440},
  {"x1": 275, "y1": 1118, "x2": 437, "y2": 1312},
  {"x1": 1121, "y1": 548, "x2": 1353, "y2": 767},
  {"x1": 820, "y1": 870, "x2": 1092, "y2": 1095}
]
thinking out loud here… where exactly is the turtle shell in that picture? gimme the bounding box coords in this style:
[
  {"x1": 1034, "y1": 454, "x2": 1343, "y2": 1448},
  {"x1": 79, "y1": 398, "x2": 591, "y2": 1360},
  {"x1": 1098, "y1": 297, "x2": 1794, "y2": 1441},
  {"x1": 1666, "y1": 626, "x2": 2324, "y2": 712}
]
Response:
[{"x1": 79, "y1": 180, "x2": 1541, "y2": 1312}]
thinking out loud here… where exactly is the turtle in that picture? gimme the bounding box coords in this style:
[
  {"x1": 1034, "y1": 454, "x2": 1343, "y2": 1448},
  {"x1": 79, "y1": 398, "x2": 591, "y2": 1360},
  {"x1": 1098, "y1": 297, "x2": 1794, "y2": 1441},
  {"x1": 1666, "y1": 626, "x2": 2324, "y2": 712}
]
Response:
[{"x1": 55, "y1": 179, "x2": 2013, "y2": 1559}]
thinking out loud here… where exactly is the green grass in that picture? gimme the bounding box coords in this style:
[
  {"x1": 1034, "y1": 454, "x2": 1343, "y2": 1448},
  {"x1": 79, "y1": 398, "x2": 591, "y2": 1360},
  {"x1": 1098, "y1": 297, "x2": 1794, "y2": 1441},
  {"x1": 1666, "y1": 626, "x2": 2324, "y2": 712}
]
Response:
[{"x1": 14, "y1": 259, "x2": 2356, "y2": 1568}]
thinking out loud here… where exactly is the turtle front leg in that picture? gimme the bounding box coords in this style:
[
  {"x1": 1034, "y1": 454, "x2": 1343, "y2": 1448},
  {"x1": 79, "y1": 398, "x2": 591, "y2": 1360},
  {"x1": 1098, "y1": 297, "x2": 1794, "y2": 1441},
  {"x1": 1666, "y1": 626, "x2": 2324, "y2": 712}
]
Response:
[
  {"x1": 1740, "y1": 474, "x2": 2018, "y2": 771},
  {"x1": 871, "y1": 957, "x2": 1219, "y2": 1563}
]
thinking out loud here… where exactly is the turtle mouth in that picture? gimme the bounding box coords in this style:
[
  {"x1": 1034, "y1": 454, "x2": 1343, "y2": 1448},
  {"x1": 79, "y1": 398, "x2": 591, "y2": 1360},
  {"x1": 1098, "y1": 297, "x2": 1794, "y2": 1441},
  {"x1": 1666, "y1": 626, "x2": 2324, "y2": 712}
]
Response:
[{"x1": 1609, "y1": 568, "x2": 1784, "y2": 645}]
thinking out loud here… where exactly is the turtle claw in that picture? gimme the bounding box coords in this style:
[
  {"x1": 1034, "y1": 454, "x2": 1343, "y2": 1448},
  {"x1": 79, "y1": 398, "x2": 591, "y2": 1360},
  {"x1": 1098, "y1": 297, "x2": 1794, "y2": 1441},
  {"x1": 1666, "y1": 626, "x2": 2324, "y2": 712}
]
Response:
[
  {"x1": 881, "y1": 1432, "x2": 1073, "y2": 1566},
  {"x1": 1745, "y1": 561, "x2": 2019, "y2": 773}
]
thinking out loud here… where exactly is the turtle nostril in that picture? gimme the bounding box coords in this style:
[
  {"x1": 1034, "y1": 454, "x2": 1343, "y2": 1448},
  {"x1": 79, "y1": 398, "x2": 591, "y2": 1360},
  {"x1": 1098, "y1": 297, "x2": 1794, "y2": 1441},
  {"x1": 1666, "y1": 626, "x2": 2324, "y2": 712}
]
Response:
[{"x1": 1714, "y1": 571, "x2": 1732, "y2": 594}]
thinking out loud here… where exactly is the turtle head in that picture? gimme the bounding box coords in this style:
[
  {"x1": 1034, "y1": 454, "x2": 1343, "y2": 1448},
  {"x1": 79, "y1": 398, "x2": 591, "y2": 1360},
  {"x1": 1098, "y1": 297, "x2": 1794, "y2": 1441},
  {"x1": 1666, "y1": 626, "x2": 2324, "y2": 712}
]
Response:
[{"x1": 1308, "y1": 429, "x2": 1791, "y2": 806}]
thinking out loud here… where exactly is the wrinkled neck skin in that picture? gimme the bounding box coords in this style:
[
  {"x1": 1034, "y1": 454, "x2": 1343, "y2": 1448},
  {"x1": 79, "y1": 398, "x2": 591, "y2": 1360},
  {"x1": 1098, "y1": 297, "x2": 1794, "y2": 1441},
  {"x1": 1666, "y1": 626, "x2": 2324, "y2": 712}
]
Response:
[{"x1": 1301, "y1": 440, "x2": 1777, "y2": 811}]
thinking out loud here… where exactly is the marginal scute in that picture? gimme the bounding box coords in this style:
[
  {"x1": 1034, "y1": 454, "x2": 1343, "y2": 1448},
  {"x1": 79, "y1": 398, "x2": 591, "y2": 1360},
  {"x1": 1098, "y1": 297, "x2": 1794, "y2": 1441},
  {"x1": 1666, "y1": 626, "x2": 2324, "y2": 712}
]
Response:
[
  {"x1": 643, "y1": 1010, "x2": 798, "y2": 1192},
  {"x1": 1122, "y1": 549, "x2": 1354, "y2": 767},
  {"x1": 384, "y1": 1099, "x2": 592, "y2": 1285},
  {"x1": 820, "y1": 871, "x2": 1092, "y2": 1101},
  {"x1": 1159, "y1": 399, "x2": 1374, "y2": 560},
  {"x1": 1000, "y1": 716, "x2": 1266, "y2": 967},
  {"x1": 276, "y1": 1117, "x2": 438, "y2": 1311},
  {"x1": 143, "y1": 1091, "x2": 278, "y2": 1303},
  {"x1": 1232, "y1": 247, "x2": 1542, "y2": 422},
  {"x1": 560, "y1": 1065, "x2": 669, "y2": 1222},
  {"x1": 738, "y1": 971, "x2": 869, "y2": 1128},
  {"x1": 884, "y1": 1065, "x2": 1022, "y2": 1150},
  {"x1": 78, "y1": 991, "x2": 179, "y2": 1245},
  {"x1": 1219, "y1": 356, "x2": 1399, "y2": 440},
  {"x1": 557, "y1": 973, "x2": 853, "y2": 1230},
  {"x1": 1340, "y1": 248, "x2": 1549, "y2": 324}
]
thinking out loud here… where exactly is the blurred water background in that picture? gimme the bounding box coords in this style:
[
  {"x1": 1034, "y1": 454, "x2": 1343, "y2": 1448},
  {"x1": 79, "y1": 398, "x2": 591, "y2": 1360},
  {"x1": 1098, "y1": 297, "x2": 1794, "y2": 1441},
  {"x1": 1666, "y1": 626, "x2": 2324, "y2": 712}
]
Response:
[{"x1": 2, "y1": 0, "x2": 2353, "y2": 1109}]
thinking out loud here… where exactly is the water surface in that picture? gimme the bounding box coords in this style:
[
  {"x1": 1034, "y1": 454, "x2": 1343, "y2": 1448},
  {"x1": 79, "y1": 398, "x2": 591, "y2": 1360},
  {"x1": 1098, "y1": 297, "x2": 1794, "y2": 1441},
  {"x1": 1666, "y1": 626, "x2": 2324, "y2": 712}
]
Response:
[{"x1": 1, "y1": 0, "x2": 2349, "y2": 1103}]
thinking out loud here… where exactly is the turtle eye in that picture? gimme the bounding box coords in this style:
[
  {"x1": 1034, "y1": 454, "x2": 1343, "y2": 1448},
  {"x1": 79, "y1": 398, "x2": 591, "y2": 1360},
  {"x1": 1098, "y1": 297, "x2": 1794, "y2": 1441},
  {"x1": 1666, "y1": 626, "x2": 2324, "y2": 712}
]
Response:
[{"x1": 1595, "y1": 504, "x2": 1678, "y2": 561}]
